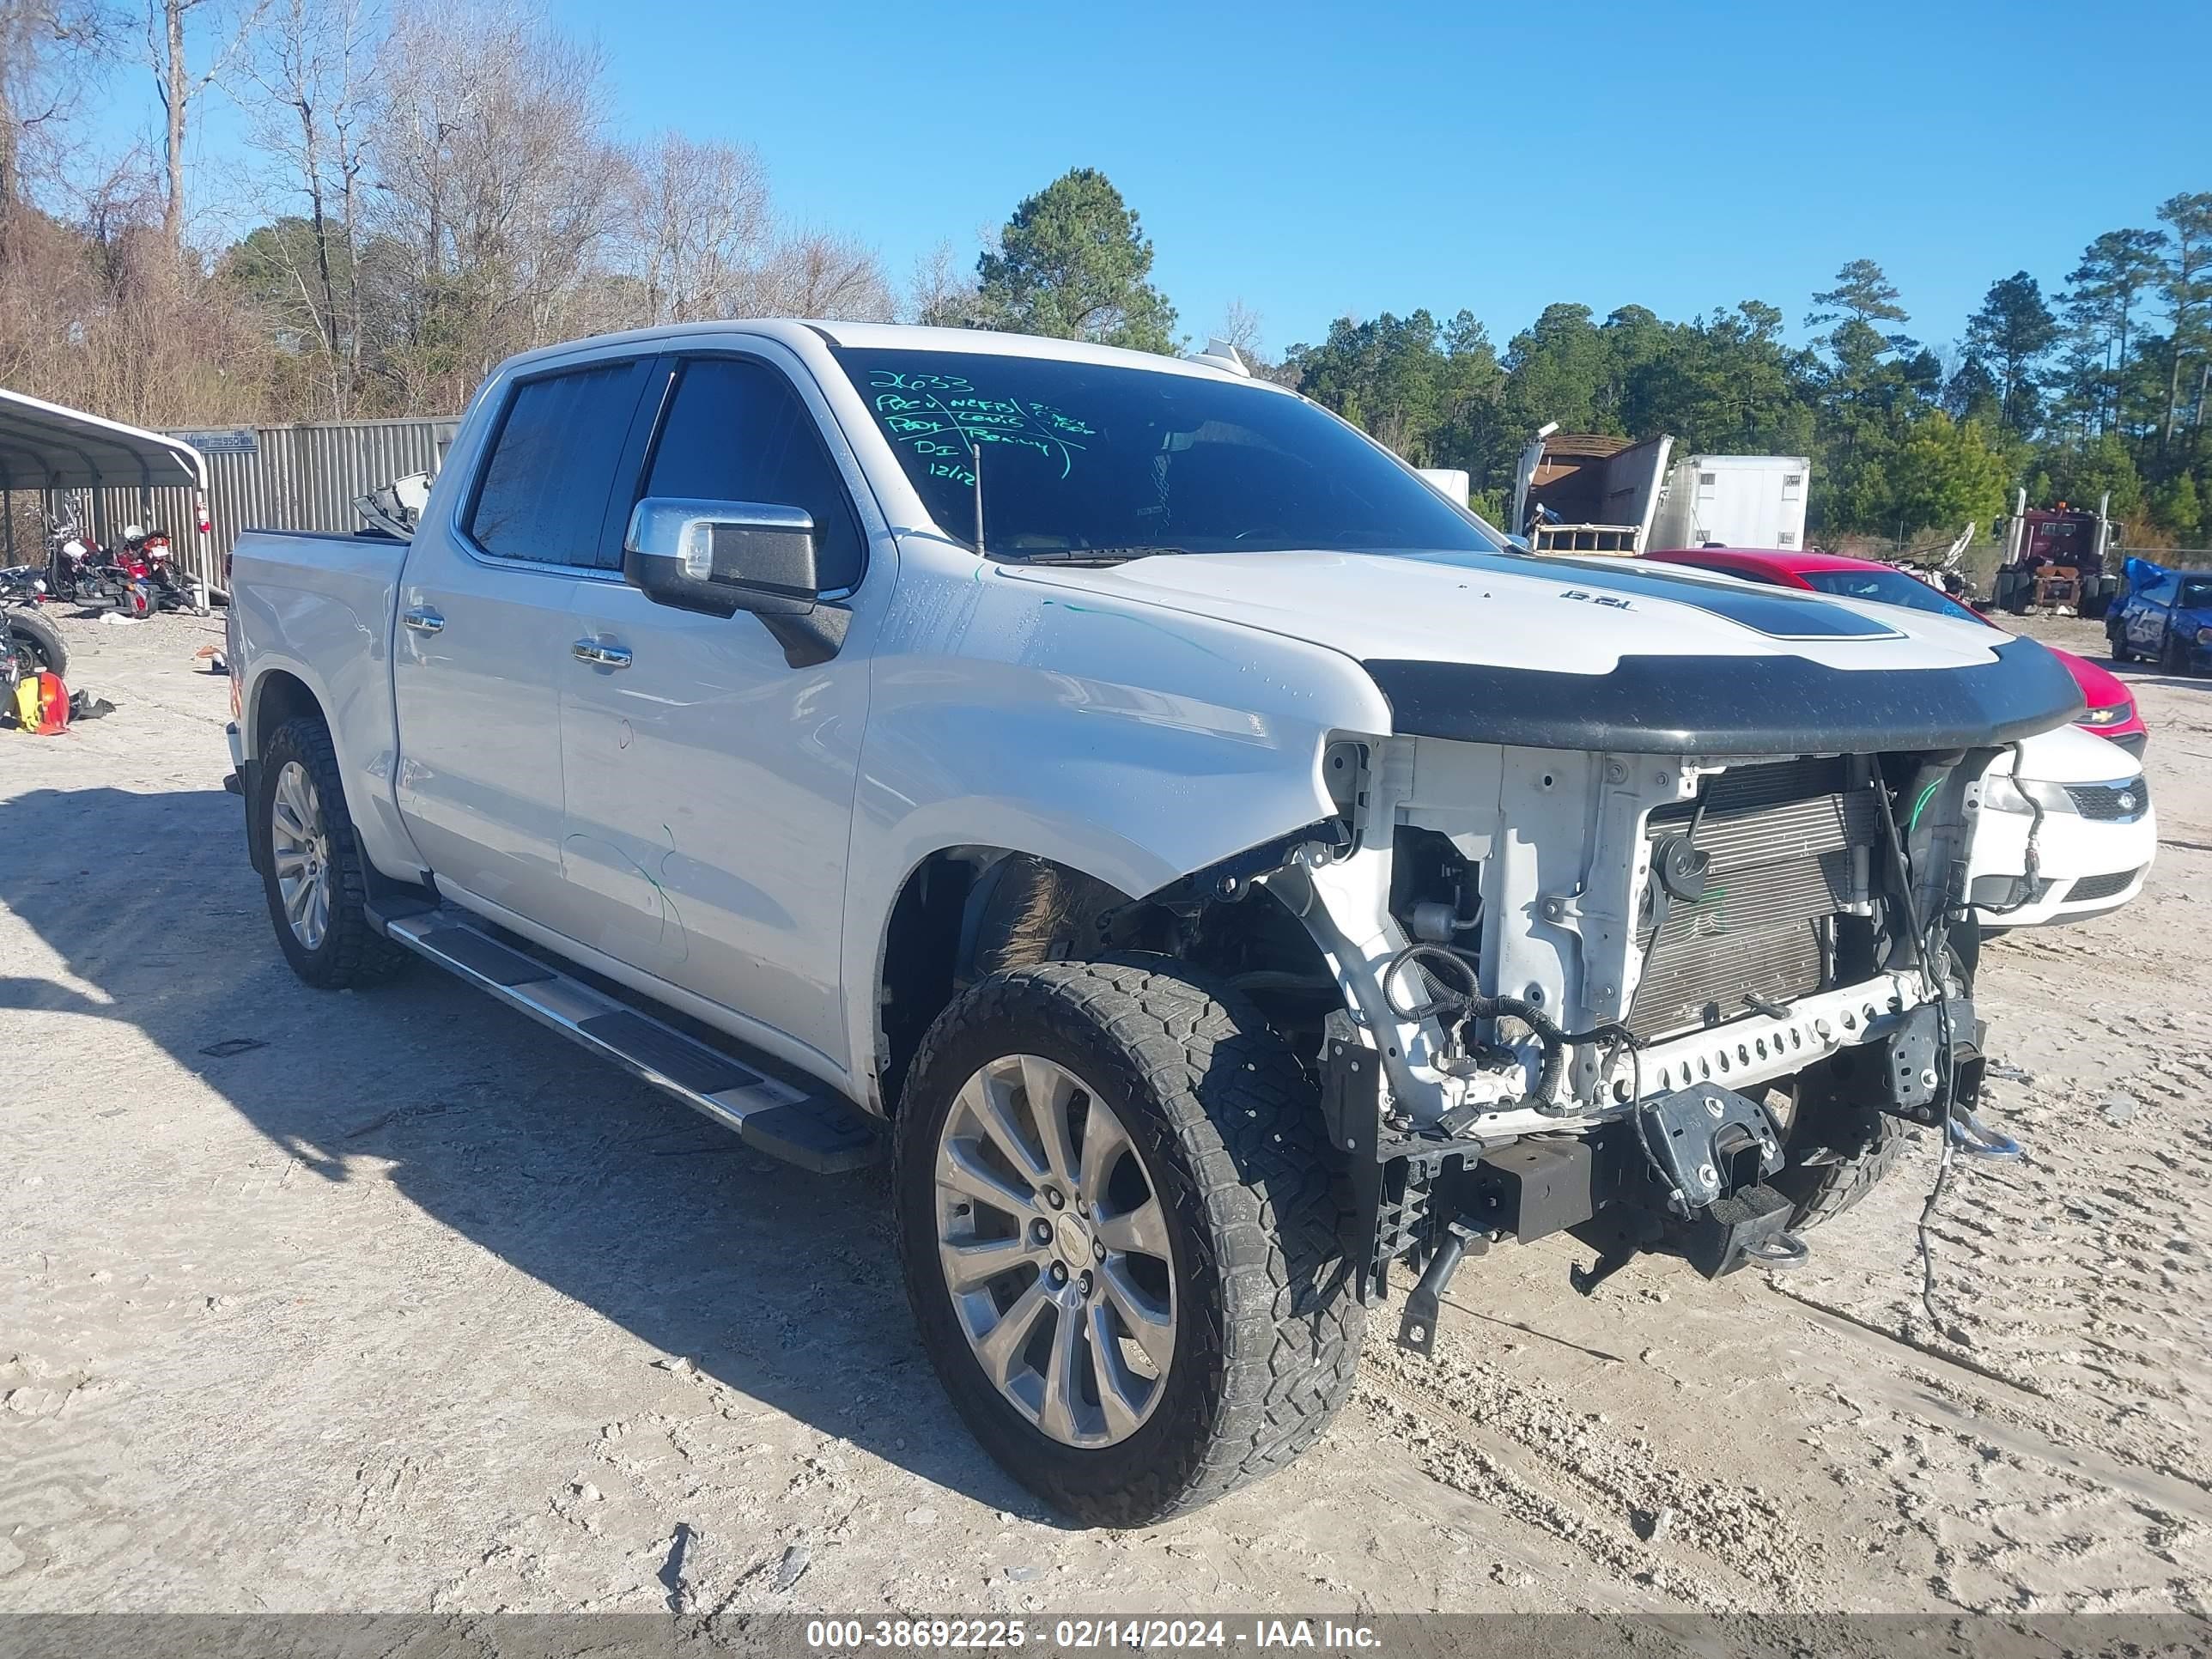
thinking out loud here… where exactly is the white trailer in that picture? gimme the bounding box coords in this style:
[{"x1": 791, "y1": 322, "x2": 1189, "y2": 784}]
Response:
[
  {"x1": 1648, "y1": 454, "x2": 1810, "y2": 551},
  {"x1": 1415, "y1": 466, "x2": 1470, "y2": 506}
]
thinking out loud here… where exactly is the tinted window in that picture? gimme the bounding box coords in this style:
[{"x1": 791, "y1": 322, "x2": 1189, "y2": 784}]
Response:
[
  {"x1": 1799, "y1": 567, "x2": 1982, "y2": 623},
  {"x1": 641, "y1": 357, "x2": 865, "y2": 591},
  {"x1": 2179, "y1": 576, "x2": 2212, "y2": 608},
  {"x1": 469, "y1": 360, "x2": 649, "y2": 568},
  {"x1": 829, "y1": 346, "x2": 1500, "y2": 559}
]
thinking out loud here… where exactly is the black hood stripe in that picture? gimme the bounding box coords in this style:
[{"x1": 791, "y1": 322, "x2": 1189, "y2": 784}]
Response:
[
  {"x1": 1364, "y1": 635, "x2": 2086, "y2": 756},
  {"x1": 1412, "y1": 550, "x2": 1905, "y2": 641}
]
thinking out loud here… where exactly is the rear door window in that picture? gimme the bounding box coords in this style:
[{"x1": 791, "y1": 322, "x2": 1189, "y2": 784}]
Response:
[
  {"x1": 468, "y1": 359, "x2": 652, "y2": 568},
  {"x1": 640, "y1": 356, "x2": 866, "y2": 592}
]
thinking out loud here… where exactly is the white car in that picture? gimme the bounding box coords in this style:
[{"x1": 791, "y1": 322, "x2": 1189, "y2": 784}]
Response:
[
  {"x1": 1966, "y1": 723, "x2": 2155, "y2": 927},
  {"x1": 224, "y1": 321, "x2": 2122, "y2": 1525}
]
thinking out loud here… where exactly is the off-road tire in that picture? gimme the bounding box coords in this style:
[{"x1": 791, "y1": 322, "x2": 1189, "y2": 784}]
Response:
[
  {"x1": 1771, "y1": 1106, "x2": 1905, "y2": 1231},
  {"x1": 895, "y1": 956, "x2": 1364, "y2": 1527},
  {"x1": 4, "y1": 609, "x2": 66, "y2": 679},
  {"x1": 258, "y1": 716, "x2": 411, "y2": 989}
]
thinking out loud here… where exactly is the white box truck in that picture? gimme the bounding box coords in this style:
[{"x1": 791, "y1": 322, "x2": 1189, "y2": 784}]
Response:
[{"x1": 1648, "y1": 454, "x2": 1810, "y2": 551}]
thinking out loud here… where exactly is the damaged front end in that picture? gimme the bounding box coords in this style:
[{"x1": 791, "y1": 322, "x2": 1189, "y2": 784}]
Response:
[{"x1": 1249, "y1": 732, "x2": 1999, "y2": 1343}]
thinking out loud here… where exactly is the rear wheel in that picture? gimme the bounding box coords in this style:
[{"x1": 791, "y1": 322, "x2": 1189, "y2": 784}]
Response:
[
  {"x1": 895, "y1": 957, "x2": 1364, "y2": 1526},
  {"x1": 2162, "y1": 629, "x2": 2190, "y2": 675},
  {"x1": 2108, "y1": 628, "x2": 2134, "y2": 664},
  {"x1": 257, "y1": 716, "x2": 411, "y2": 988}
]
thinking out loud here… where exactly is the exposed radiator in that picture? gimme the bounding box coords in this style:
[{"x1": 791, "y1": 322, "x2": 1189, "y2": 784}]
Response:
[{"x1": 1627, "y1": 758, "x2": 1875, "y2": 1040}]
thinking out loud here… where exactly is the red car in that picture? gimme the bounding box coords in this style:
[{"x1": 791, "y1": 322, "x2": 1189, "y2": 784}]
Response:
[{"x1": 1644, "y1": 547, "x2": 2147, "y2": 755}]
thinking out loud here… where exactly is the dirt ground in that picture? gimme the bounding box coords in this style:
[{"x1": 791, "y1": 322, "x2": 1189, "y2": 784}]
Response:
[{"x1": 1, "y1": 605, "x2": 2207, "y2": 1618}]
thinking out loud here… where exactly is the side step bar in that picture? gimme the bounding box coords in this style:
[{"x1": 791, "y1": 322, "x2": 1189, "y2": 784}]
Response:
[{"x1": 379, "y1": 909, "x2": 882, "y2": 1174}]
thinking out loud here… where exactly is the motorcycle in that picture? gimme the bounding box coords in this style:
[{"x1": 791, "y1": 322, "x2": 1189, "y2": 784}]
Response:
[
  {"x1": 45, "y1": 504, "x2": 130, "y2": 611},
  {"x1": 120, "y1": 524, "x2": 201, "y2": 614}
]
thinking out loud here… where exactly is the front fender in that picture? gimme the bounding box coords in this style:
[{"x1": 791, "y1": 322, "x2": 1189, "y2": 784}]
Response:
[{"x1": 840, "y1": 538, "x2": 1392, "y2": 1086}]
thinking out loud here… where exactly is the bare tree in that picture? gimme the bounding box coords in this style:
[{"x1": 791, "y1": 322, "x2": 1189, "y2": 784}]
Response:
[
  {"x1": 904, "y1": 238, "x2": 974, "y2": 327},
  {"x1": 145, "y1": 0, "x2": 265, "y2": 256},
  {"x1": 236, "y1": 0, "x2": 378, "y2": 411},
  {"x1": 752, "y1": 227, "x2": 891, "y2": 321},
  {"x1": 368, "y1": 0, "x2": 630, "y2": 402},
  {"x1": 624, "y1": 130, "x2": 771, "y2": 325},
  {"x1": 1212, "y1": 298, "x2": 1266, "y2": 359},
  {"x1": 1, "y1": 0, "x2": 112, "y2": 240}
]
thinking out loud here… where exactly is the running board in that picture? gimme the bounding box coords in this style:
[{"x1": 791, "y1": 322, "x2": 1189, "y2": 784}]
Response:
[{"x1": 379, "y1": 910, "x2": 882, "y2": 1174}]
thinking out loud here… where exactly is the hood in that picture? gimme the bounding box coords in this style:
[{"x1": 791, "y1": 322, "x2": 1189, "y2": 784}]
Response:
[
  {"x1": 998, "y1": 548, "x2": 2085, "y2": 756},
  {"x1": 2011, "y1": 718, "x2": 2144, "y2": 786}
]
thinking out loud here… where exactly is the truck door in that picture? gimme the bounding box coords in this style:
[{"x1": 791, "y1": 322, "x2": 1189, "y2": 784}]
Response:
[
  {"x1": 557, "y1": 349, "x2": 879, "y2": 1066},
  {"x1": 392, "y1": 355, "x2": 653, "y2": 926}
]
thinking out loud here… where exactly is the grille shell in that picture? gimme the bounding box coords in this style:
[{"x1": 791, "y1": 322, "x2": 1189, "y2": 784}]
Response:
[
  {"x1": 2066, "y1": 866, "x2": 2142, "y2": 903},
  {"x1": 2065, "y1": 779, "x2": 2148, "y2": 821}
]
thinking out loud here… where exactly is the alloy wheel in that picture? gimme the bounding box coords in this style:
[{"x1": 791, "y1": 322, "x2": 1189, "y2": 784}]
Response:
[
  {"x1": 933, "y1": 1054, "x2": 1176, "y2": 1448},
  {"x1": 269, "y1": 759, "x2": 332, "y2": 951}
]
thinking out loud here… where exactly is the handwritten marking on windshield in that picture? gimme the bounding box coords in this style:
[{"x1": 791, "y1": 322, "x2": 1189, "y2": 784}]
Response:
[{"x1": 866, "y1": 368, "x2": 1092, "y2": 482}]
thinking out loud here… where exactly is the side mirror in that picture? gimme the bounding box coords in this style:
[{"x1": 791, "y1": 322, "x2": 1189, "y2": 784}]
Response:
[
  {"x1": 623, "y1": 496, "x2": 851, "y2": 666},
  {"x1": 624, "y1": 497, "x2": 819, "y2": 612}
]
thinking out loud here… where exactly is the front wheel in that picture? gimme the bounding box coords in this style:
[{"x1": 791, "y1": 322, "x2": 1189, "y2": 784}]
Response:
[
  {"x1": 2162, "y1": 629, "x2": 2191, "y2": 675},
  {"x1": 894, "y1": 957, "x2": 1364, "y2": 1527},
  {"x1": 2108, "y1": 629, "x2": 2134, "y2": 664},
  {"x1": 1766, "y1": 1084, "x2": 1905, "y2": 1231}
]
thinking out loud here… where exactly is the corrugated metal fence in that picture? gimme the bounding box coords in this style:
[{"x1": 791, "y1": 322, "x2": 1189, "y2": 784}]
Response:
[{"x1": 3, "y1": 416, "x2": 458, "y2": 589}]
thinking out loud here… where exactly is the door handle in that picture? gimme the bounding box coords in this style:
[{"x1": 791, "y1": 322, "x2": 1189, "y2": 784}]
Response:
[
  {"x1": 572, "y1": 638, "x2": 632, "y2": 669},
  {"x1": 402, "y1": 606, "x2": 444, "y2": 634}
]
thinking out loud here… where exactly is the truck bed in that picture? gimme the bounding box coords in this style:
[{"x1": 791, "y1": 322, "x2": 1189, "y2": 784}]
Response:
[{"x1": 226, "y1": 526, "x2": 413, "y2": 880}]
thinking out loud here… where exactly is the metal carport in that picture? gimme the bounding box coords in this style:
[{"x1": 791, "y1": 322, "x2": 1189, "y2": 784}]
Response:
[{"x1": 0, "y1": 386, "x2": 210, "y2": 593}]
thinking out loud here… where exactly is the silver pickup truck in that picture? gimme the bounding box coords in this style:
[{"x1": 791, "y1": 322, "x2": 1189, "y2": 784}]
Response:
[{"x1": 224, "y1": 319, "x2": 2142, "y2": 1525}]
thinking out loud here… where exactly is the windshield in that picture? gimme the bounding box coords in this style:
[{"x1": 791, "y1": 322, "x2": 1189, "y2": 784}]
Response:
[
  {"x1": 2179, "y1": 576, "x2": 2212, "y2": 609},
  {"x1": 830, "y1": 346, "x2": 1501, "y2": 559},
  {"x1": 1798, "y1": 566, "x2": 1983, "y2": 623}
]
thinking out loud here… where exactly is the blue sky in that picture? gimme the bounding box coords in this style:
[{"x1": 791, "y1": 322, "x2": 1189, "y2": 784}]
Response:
[{"x1": 145, "y1": 0, "x2": 2212, "y2": 360}]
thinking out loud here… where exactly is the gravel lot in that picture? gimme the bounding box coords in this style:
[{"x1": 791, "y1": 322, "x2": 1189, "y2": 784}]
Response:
[{"x1": 2, "y1": 605, "x2": 2208, "y2": 1616}]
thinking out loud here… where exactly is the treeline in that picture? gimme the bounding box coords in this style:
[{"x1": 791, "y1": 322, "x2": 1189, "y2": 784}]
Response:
[
  {"x1": 1, "y1": 0, "x2": 2206, "y2": 546},
  {"x1": 1272, "y1": 225, "x2": 2212, "y2": 549}
]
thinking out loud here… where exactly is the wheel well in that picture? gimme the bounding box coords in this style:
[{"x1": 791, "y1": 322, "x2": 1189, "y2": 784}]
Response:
[
  {"x1": 250, "y1": 670, "x2": 323, "y2": 757},
  {"x1": 876, "y1": 849, "x2": 1116, "y2": 1116},
  {"x1": 873, "y1": 846, "x2": 1341, "y2": 1115}
]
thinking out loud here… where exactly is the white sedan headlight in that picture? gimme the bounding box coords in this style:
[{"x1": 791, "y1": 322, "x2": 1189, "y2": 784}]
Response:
[{"x1": 1981, "y1": 775, "x2": 2075, "y2": 816}]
